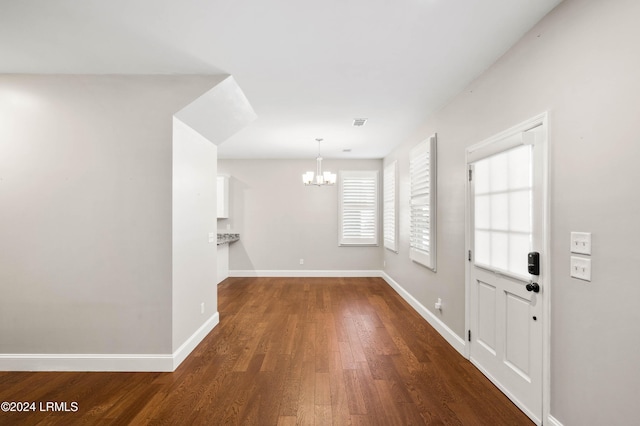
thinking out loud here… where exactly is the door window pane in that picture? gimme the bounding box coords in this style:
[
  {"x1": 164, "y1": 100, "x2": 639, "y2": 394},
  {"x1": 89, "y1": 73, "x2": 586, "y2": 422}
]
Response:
[
  {"x1": 474, "y1": 144, "x2": 532, "y2": 278},
  {"x1": 490, "y1": 152, "x2": 508, "y2": 192},
  {"x1": 490, "y1": 193, "x2": 509, "y2": 231},
  {"x1": 509, "y1": 190, "x2": 532, "y2": 233},
  {"x1": 475, "y1": 195, "x2": 490, "y2": 229},
  {"x1": 509, "y1": 233, "x2": 531, "y2": 277},
  {"x1": 475, "y1": 230, "x2": 491, "y2": 266},
  {"x1": 491, "y1": 232, "x2": 509, "y2": 271},
  {"x1": 508, "y1": 146, "x2": 532, "y2": 189}
]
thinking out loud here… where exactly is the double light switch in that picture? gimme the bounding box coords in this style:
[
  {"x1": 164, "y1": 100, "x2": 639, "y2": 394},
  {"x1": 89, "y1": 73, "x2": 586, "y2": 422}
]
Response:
[
  {"x1": 570, "y1": 232, "x2": 591, "y2": 255},
  {"x1": 570, "y1": 232, "x2": 591, "y2": 281}
]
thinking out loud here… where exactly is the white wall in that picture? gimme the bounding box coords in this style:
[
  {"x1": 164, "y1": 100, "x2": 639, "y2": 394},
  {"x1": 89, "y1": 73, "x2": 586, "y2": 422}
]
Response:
[
  {"x1": 217, "y1": 159, "x2": 383, "y2": 273},
  {"x1": 383, "y1": 0, "x2": 640, "y2": 424},
  {"x1": 0, "y1": 75, "x2": 218, "y2": 357},
  {"x1": 172, "y1": 117, "x2": 218, "y2": 352}
]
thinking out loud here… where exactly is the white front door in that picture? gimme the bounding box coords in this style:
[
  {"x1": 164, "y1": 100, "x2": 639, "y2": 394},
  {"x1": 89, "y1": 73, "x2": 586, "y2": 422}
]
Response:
[{"x1": 466, "y1": 115, "x2": 548, "y2": 425}]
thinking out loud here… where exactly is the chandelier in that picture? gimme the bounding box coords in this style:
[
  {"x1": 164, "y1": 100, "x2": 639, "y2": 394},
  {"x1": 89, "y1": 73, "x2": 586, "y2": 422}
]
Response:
[{"x1": 302, "y1": 138, "x2": 336, "y2": 186}]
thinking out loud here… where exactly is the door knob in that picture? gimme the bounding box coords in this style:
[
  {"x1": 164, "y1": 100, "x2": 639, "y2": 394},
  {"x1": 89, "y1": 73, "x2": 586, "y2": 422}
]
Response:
[{"x1": 526, "y1": 282, "x2": 540, "y2": 293}]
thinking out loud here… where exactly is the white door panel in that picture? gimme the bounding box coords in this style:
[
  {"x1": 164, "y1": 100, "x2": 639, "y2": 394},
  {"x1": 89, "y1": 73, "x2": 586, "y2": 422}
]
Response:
[
  {"x1": 505, "y1": 292, "x2": 532, "y2": 378},
  {"x1": 467, "y1": 117, "x2": 547, "y2": 425},
  {"x1": 477, "y1": 280, "x2": 497, "y2": 354}
]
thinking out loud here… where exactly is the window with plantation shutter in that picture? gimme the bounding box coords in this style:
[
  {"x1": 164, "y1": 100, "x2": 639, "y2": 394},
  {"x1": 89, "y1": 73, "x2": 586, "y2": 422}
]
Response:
[
  {"x1": 338, "y1": 170, "x2": 379, "y2": 246},
  {"x1": 409, "y1": 135, "x2": 437, "y2": 270},
  {"x1": 383, "y1": 161, "x2": 398, "y2": 252}
]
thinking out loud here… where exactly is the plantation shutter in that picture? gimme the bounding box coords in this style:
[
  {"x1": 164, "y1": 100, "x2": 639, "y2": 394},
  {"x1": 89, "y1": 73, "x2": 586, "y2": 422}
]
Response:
[
  {"x1": 409, "y1": 135, "x2": 437, "y2": 270},
  {"x1": 383, "y1": 161, "x2": 398, "y2": 252},
  {"x1": 339, "y1": 170, "x2": 379, "y2": 246}
]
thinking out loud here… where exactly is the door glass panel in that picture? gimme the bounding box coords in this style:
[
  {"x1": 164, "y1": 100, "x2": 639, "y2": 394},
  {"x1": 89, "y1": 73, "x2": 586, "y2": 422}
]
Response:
[
  {"x1": 475, "y1": 195, "x2": 490, "y2": 229},
  {"x1": 491, "y1": 232, "x2": 509, "y2": 271},
  {"x1": 475, "y1": 230, "x2": 491, "y2": 266},
  {"x1": 490, "y1": 153, "x2": 508, "y2": 192},
  {"x1": 509, "y1": 233, "x2": 531, "y2": 277},
  {"x1": 509, "y1": 190, "x2": 532, "y2": 233},
  {"x1": 508, "y1": 145, "x2": 532, "y2": 189},
  {"x1": 474, "y1": 144, "x2": 532, "y2": 278},
  {"x1": 491, "y1": 193, "x2": 508, "y2": 230}
]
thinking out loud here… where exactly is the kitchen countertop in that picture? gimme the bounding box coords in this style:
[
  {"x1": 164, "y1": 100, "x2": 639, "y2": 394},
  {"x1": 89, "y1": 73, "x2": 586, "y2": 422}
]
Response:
[{"x1": 217, "y1": 233, "x2": 240, "y2": 245}]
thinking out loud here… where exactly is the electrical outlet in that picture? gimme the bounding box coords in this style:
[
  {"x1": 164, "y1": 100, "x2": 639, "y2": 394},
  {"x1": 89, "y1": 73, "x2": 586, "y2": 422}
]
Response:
[
  {"x1": 299, "y1": 259, "x2": 304, "y2": 265},
  {"x1": 201, "y1": 302, "x2": 205, "y2": 314},
  {"x1": 435, "y1": 298, "x2": 442, "y2": 311},
  {"x1": 208, "y1": 232, "x2": 215, "y2": 243}
]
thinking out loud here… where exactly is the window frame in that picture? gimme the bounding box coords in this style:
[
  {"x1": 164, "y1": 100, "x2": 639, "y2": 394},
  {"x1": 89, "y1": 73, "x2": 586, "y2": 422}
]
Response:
[
  {"x1": 409, "y1": 134, "x2": 437, "y2": 270},
  {"x1": 338, "y1": 170, "x2": 379, "y2": 247},
  {"x1": 383, "y1": 161, "x2": 398, "y2": 252}
]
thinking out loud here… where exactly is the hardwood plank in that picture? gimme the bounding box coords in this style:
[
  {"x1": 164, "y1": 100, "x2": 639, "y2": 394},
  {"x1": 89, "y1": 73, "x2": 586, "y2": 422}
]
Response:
[
  {"x1": 374, "y1": 379, "x2": 411, "y2": 426},
  {"x1": 280, "y1": 314, "x2": 299, "y2": 355},
  {"x1": 343, "y1": 369, "x2": 367, "y2": 415},
  {"x1": 344, "y1": 317, "x2": 368, "y2": 363},
  {"x1": 314, "y1": 372, "x2": 331, "y2": 405},
  {"x1": 233, "y1": 322, "x2": 267, "y2": 372},
  {"x1": 338, "y1": 340, "x2": 357, "y2": 370},
  {"x1": 355, "y1": 361, "x2": 393, "y2": 426},
  {"x1": 278, "y1": 376, "x2": 300, "y2": 417},
  {"x1": 328, "y1": 350, "x2": 350, "y2": 426},
  {"x1": 276, "y1": 416, "x2": 297, "y2": 426},
  {"x1": 314, "y1": 403, "x2": 332, "y2": 426},
  {"x1": 315, "y1": 314, "x2": 331, "y2": 373},
  {"x1": 351, "y1": 414, "x2": 372, "y2": 425},
  {"x1": 0, "y1": 277, "x2": 533, "y2": 425},
  {"x1": 296, "y1": 360, "x2": 316, "y2": 426}
]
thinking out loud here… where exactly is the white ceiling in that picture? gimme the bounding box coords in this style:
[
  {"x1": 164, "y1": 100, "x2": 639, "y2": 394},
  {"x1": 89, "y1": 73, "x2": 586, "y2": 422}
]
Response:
[{"x1": 0, "y1": 0, "x2": 562, "y2": 159}]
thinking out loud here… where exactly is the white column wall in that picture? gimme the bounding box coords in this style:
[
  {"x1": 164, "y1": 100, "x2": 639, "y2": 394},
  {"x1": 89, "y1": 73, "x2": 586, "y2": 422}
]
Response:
[{"x1": 172, "y1": 117, "x2": 218, "y2": 353}]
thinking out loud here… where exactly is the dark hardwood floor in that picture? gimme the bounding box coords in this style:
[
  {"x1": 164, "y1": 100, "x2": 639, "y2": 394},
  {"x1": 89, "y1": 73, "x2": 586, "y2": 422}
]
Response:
[{"x1": 0, "y1": 277, "x2": 532, "y2": 425}]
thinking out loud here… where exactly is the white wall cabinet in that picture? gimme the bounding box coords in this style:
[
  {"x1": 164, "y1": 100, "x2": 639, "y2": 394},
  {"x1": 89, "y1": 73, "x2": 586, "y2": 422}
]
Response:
[{"x1": 217, "y1": 174, "x2": 229, "y2": 219}]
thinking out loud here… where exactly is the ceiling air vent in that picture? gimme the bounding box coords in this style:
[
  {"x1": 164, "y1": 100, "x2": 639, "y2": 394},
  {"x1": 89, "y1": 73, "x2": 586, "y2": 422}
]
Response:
[{"x1": 352, "y1": 118, "x2": 368, "y2": 127}]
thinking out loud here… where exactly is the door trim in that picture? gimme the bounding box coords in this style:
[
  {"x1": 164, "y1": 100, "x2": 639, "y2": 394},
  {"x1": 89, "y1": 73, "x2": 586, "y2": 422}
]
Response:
[{"x1": 464, "y1": 112, "x2": 550, "y2": 424}]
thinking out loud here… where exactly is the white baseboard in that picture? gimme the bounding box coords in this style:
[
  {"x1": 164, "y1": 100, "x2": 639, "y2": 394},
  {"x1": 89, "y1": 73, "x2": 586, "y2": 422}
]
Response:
[
  {"x1": 0, "y1": 312, "x2": 219, "y2": 372},
  {"x1": 172, "y1": 312, "x2": 219, "y2": 370},
  {"x1": 0, "y1": 353, "x2": 174, "y2": 372},
  {"x1": 379, "y1": 271, "x2": 466, "y2": 355},
  {"x1": 229, "y1": 269, "x2": 382, "y2": 278},
  {"x1": 547, "y1": 415, "x2": 564, "y2": 426}
]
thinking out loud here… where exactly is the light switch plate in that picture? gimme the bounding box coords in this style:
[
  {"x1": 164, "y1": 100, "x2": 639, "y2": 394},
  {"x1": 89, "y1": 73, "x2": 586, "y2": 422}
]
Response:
[
  {"x1": 570, "y1": 232, "x2": 591, "y2": 255},
  {"x1": 208, "y1": 232, "x2": 215, "y2": 243},
  {"x1": 570, "y1": 256, "x2": 591, "y2": 281}
]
